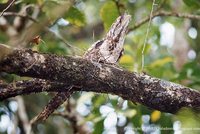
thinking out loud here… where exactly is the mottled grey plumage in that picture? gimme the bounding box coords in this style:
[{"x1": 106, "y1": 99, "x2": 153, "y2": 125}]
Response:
[
  {"x1": 84, "y1": 14, "x2": 131, "y2": 63},
  {"x1": 31, "y1": 14, "x2": 131, "y2": 123}
]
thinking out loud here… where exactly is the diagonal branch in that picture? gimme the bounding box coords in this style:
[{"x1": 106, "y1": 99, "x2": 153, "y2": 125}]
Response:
[
  {"x1": 30, "y1": 91, "x2": 73, "y2": 124},
  {"x1": 1, "y1": 48, "x2": 200, "y2": 113},
  {"x1": 129, "y1": 10, "x2": 200, "y2": 32},
  {"x1": 2, "y1": 12, "x2": 38, "y2": 22},
  {"x1": 0, "y1": 0, "x2": 15, "y2": 17}
]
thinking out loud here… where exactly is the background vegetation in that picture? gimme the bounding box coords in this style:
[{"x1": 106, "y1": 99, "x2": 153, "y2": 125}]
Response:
[{"x1": 1, "y1": 0, "x2": 200, "y2": 133}]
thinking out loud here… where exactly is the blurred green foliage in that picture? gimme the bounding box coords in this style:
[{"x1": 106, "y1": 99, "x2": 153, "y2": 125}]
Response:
[
  {"x1": 1, "y1": 0, "x2": 200, "y2": 134},
  {"x1": 100, "y1": 1, "x2": 119, "y2": 31},
  {"x1": 65, "y1": 6, "x2": 86, "y2": 27},
  {"x1": 183, "y1": 0, "x2": 200, "y2": 8},
  {"x1": 0, "y1": 0, "x2": 7, "y2": 4}
]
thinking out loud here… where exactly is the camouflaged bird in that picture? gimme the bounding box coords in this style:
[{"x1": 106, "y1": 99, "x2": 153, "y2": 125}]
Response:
[
  {"x1": 83, "y1": 14, "x2": 131, "y2": 63},
  {"x1": 32, "y1": 14, "x2": 131, "y2": 123}
]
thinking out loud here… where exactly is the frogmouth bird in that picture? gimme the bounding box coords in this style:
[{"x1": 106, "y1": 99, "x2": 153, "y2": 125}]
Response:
[
  {"x1": 83, "y1": 14, "x2": 131, "y2": 63},
  {"x1": 33, "y1": 14, "x2": 131, "y2": 123}
]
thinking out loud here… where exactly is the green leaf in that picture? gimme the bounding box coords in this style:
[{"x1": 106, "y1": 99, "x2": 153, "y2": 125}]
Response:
[
  {"x1": 64, "y1": 6, "x2": 86, "y2": 27},
  {"x1": 42, "y1": 0, "x2": 60, "y2": 19},
  {"x1": 92, "y1": 95, "x2": 106, "y2": 115},
  {"x1": 93, "y1": 119, "x2": 104, "y2": 134},
  {"x1": 149, "y1": 57, "x2": 173, "y2": 68},
  {"x1": 124, "y1": 109, "x2": 137, "y2": 118},
  {"x1": 119, "y1": 54, "x2": 134, "y2": 70},
  {"x1": 0, "y1": 0, "x2": 8, "y2": 3},
  {"x1": 100, "y1": 1, "x2": 119, "y2": 31},
  {"x1": 176, "y1": 108, "x2": 200, "y2": 131},
  {"x1": 183, "y1": 0, "x2": 200, "y2": 7},
  {"x1": 156, "y1": 113, "x2": 173, "y2": 134},
  {"x1": 37, "y1": 40, "x2": 67, "y2": 55}
]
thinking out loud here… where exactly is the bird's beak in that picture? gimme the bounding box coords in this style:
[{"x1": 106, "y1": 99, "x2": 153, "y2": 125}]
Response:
[{"x1": 106, "y1": 13, "x2": 131, "y2": 41}]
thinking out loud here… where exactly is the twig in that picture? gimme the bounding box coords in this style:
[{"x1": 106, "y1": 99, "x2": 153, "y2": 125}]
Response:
[
  {"x1": 129, "y1": 10, "x2": 200, "y2": 31},
  {"x1": 48, "y1": 31, "x2": 85, "y2": 54},
  {"x1": 30, "y1": 90, "x2": 73, "y2": 125},
  {"x1": 53, "y1": 111, "x2": 91, "y2": 134},
  {"x1": 65, "y1": 99, "x2": 78, "y2": 133},
  {"x1": 16, "y1": 96, "x2": 32, "y2": 134},
  {"x1": 2, "y1": 11, "x2": 84, "y2": 53},
  {"x1": 0, "y1": 0, "x2": 16, "y2": 17},
  {"x1": 2, "y1": 12, "x2": 38, "y2": 22},
  {"x1": 141, "y1": 0, "x2": 156, "y2": 71}
]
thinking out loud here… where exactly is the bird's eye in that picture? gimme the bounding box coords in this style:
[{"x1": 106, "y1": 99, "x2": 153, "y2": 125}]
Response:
[
  {"x1": 95, "y1": 40, "x2": 104, "y2": 48},
  {"x1": 114, "y1": 37, "x2": 119, "y2": 42}
]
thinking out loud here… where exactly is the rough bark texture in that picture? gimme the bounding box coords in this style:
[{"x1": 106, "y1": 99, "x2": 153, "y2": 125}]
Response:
[
  {"x1": 30, "y1": 92, "x2": 73, "y2": 124},
  {"x1": 0, "y1": 79, "x2": 69, "y2": 100},
  {"x1": 1, "y1": 49, "x2": 200, "y2": 113}
]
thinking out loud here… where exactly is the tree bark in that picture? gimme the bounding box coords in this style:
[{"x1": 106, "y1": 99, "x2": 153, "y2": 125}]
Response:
[{"x1": 1, "y1": 48, "x2": 200, "y2": 113}]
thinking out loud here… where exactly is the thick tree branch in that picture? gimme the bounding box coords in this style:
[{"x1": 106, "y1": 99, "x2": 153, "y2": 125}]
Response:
[
  {"x1": 0, "y1": 79, "x2": 71, "y2": 101},
  {"x1": 1, "y1": 49, "x2": 200, "y2": 113}
]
